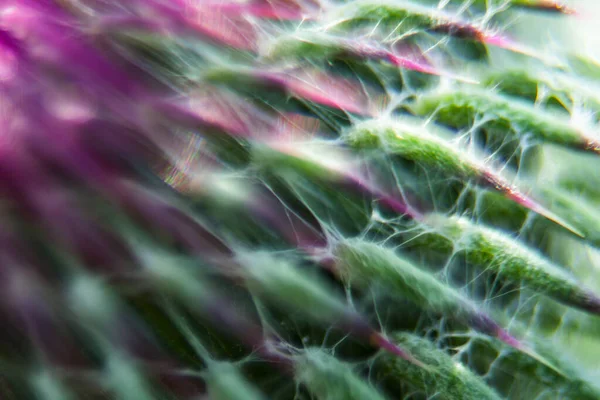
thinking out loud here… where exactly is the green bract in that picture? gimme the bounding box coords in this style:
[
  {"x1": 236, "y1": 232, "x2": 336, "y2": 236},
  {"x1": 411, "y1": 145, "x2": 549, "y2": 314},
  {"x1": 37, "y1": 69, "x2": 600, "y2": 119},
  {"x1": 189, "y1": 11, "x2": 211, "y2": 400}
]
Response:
[
  {"x1": 294, "y1": 349, "x2": 388, "y2": 400},
  {"x1": 375, "y1": 333, "x2": 502, "y2": 400}
]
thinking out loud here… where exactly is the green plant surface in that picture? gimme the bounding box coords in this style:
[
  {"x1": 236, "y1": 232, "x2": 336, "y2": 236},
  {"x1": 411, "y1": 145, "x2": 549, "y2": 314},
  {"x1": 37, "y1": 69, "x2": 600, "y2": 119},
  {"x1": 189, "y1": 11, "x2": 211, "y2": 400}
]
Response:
[{"x1": 4, "y1": 1, "x2": 600, "y2": 400}]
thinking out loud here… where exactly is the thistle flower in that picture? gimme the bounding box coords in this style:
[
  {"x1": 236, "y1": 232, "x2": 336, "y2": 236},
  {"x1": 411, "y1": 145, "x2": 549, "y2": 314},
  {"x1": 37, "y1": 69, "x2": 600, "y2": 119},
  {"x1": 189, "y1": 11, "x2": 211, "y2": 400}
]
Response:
[{"x1": 1, "y1": 0, "x2": 599, "y2": 399}]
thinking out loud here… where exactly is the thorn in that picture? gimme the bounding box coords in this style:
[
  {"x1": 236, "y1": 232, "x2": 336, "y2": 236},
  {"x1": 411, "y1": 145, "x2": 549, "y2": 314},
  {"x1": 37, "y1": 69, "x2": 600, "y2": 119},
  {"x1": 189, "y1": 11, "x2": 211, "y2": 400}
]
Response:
[
  {"x1": 521, "y1": 1, "x2": 576, "y2": 15},
  {"x1": 503, "y1": 187, "x2": 585, "y2": 238},
  {"x1": 385, "y1": 53, "x2": 479, "y2": 84},
  {"x1": 481, "y1": 172, "x2": 584, "y2": 238},
  {"x1": 491, "y1": 325, "x2": 566, "y2": 377},
  {"x1": 584, "y1": 139, "x2": 600, "y2": 155},
  {"x1": 512, "y1": 340, "x2": 567, "y2": 378},
  {"x1": 370, "y1": 333, "x2": 431, "y2": 370}
]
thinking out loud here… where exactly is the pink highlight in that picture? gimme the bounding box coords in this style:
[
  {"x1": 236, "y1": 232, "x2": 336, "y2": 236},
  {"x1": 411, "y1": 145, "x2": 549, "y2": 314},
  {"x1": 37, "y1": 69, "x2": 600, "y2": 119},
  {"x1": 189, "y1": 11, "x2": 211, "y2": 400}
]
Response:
[
  {"x1": 386, "y1": 52, "x2": 477, "y2": 83},
  {"x1": 205, "y1": 0, "x2": 308, "y2": 20},
  {"x1": 495, "y1": 327, "x2": 524, "y2": 350},
  {"x1": 386, "y1": 53, "x2": 440, "y2": 75},
  {"x1": 276, "y1": 70, "x2": 375, "y2": 115},
  {"x1": 371, "y1": 333, "x2": 428, "y2": 368},
  {"x1": 480, "y1": 171, "x2": 581, "y2": 236}
]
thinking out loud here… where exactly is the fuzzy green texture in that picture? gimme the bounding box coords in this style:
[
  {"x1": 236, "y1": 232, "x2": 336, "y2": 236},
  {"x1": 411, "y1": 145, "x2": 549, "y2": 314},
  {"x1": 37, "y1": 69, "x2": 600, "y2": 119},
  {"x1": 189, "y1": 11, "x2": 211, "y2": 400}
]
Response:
[
  {"x1": 335, "y1": 239, "x2": 482, "y2": 320},
  {"x1": 202, "y1": 66, "x2": 266, "y2": 89},
  {"x1": 483, "y1": 70, "x2": 542, "y2": 102},
  {"x1": 264, "y1": 30, "x2": 394, "y2": 67},
  {"x1": 251, "y1": 142, "x2": 350, "y2": 183},
  {"x1": 346, "y1": 119, "x2": 481, "y2": 179},
  {"x1": 464, "y1": 327, "x2": 600, "y2": 400},
  {"x1": 330, "y1": 0, "x2": 447, "y2": 32},
  {"x1": 265, "y1": 32, "x2": 356, "y2": 62},
  {"x1": 422, "y1": 213, "x2": 600, "y2": 312},
  {"x1": 7, "y1": 1, "x2": 600, "y2": 399},
  {"x1": 238, "y1": 252, "x2": 351, "y2": 323},
  {"x1": 376, "y1": 333, "x2": 502, "y2": 400},
  {"x1": 412, "y1": 88, "x2": 589, "y2": 149},
  {"x1": 483, "y1": 69, "x2": 600, "y2": 116},
  {"x1": 294, "y1": 349, "x2": 388, "y2": 400}
]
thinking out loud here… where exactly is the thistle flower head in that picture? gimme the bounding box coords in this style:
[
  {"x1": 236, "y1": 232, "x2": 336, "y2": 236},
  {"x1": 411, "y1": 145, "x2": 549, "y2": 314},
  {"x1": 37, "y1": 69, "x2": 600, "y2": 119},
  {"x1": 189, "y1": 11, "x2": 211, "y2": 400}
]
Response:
[{"x1": 1, "y1": 0, "x2": 599, "y2": 399}]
